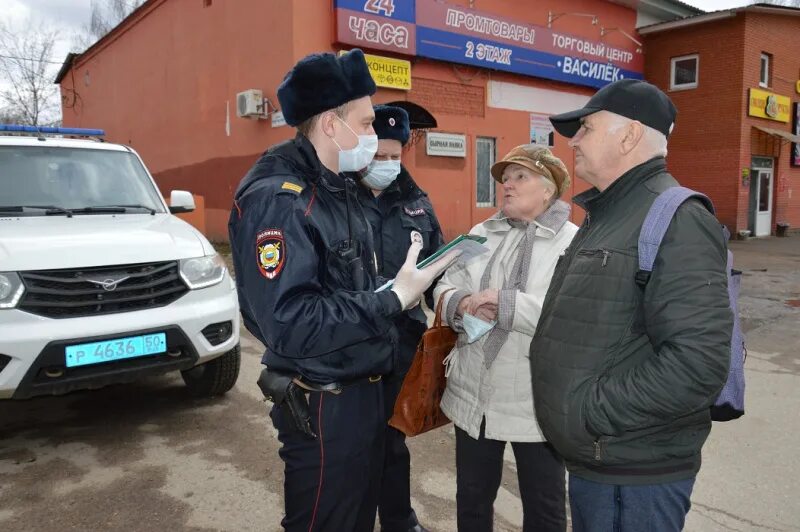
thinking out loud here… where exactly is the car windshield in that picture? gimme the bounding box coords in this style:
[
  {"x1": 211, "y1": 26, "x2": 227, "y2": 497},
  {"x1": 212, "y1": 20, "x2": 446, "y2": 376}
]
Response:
[{"x1": 0, "y1": 146, "x2": 165, "y2": 215}]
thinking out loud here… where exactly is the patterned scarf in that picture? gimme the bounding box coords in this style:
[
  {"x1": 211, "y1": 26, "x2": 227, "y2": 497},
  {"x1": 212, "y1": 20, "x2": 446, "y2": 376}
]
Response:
[{"x1": 480, "y1": 200, "x2": 571, "y2": 368}]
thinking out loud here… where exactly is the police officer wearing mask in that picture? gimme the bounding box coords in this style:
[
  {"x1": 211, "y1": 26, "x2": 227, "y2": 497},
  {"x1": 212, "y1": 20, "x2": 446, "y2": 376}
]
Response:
[
  {"x1": 228, "y1": 50, "x2": 456, "y2": 532},
  {"x1": 355, "y1": 105, "x2": 444, "y2": 532}
]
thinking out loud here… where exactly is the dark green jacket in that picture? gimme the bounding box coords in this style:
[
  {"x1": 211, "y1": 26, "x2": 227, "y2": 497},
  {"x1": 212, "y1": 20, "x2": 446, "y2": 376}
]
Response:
[{"x1": 530, "y1": 157, "x2": 732, "y2": 485}]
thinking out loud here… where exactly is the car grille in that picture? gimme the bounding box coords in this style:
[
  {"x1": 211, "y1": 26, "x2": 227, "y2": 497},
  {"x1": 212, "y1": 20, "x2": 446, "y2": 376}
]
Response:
[{"x1": 19, "y1": 261, "x2": 189, "y2": 319}]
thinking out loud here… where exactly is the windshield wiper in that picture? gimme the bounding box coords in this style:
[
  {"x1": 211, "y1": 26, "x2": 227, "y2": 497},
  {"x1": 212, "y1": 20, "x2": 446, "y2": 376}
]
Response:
[
  {"x1": 0, "y1": 204, "x2": 157, "y2": 216},
  {"x1": 69, "y1": 206, "x2": 127, "y2": 214},
  {"x1": 81, "y1": 204, "x2": 157, "y2": 215},
  {"x1": 0, "y1": 205, "x2": 74, "y2": 217}
]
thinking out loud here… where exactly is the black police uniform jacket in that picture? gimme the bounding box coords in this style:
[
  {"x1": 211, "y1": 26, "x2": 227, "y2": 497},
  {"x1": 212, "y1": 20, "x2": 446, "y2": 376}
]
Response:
[
  {"x1": 228, "y1": 134, "x2": 402, "y2": 385},
  {"x1": 355, "y1": 165, "x2": 445, "y2": 370}
]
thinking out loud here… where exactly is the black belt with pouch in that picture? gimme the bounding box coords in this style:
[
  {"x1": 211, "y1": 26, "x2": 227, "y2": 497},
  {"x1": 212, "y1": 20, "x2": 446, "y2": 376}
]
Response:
[
  {"x1": 257, "y1": 368, "x2": 317, "y2": 439},
  {"x1": 256, "y1": 368, "x2": 384, "y2": 439}
]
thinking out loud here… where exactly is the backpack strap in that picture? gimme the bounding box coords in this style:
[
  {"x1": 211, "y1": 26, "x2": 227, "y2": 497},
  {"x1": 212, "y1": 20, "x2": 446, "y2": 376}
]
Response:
[{"x1": 637, "y1": 186, "x2": 714, "y2": 286}]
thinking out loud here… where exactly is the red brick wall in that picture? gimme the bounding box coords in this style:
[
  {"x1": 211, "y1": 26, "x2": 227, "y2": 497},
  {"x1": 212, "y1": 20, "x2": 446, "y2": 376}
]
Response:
[
  {"x1": 644, "y1": 15, "x2": 747, "y2": 233},
  {"x1": 410, "y1": 78, "x2": 485, "y2": 118},
  {"x1": 643, "y1": 11, "x2": 800, "y2": 234},
  {"x1": 742, "y1": 12, "x2": 800, "y2": 233}
]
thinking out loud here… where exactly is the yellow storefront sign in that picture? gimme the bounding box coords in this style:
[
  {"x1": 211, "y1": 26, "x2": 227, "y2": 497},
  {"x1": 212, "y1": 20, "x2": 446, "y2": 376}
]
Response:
[
  {"x1": 339, "y1": 50, "x2": 411, "y2": 91},
  {"x1": 365, "y1": 53, "x2": 411, "y2": 91},
  {"x1": 748, "y1": 88, "x2": 791, "y2": 122}
]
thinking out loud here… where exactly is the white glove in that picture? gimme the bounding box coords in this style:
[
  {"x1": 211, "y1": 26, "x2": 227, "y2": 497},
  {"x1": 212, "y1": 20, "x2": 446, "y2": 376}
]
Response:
[{"x1": 391, "y1": 231, "x2": 460, "y2": 310}]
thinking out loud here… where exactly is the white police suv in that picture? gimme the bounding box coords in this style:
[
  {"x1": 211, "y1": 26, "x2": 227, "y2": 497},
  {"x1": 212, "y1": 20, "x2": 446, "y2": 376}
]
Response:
[{"x1": 0, "y1": 125, "x2": 240, "y2": 399}]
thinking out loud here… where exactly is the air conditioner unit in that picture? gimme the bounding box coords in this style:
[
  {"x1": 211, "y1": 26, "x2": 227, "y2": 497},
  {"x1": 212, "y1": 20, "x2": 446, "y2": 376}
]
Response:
[{"x1": 236, "y1": 89, "x2": 265, "y2": 118}]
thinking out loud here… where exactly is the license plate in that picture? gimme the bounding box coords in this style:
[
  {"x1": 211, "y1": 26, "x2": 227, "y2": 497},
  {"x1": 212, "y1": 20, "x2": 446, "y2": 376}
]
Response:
[{"x1": 65, "y1": 333, "x2": 167, "y2": 368}]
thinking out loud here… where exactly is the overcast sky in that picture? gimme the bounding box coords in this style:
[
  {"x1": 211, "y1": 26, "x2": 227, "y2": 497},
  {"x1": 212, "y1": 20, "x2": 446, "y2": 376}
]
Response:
[
  {"x1": 3, "y1": 0, "x2": 93, "y2": 61},
  {"x1": 5, "y1": 0, "x2": 93, "y2": 30}
]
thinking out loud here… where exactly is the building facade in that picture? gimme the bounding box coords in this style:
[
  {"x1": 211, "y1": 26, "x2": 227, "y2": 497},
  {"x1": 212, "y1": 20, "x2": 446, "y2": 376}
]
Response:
[
  {"x1": 58, "y1": 0, "x2": 695, "y2": 241},
  {"x1": 641, "y1": 4, "x2": 800, "y2": 237}
]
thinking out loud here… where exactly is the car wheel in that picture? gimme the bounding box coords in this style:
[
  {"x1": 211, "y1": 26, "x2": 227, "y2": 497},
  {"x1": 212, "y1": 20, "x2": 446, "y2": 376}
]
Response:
[{"x1": 181, "y1": 343, "x2": 240, "y2": 397}]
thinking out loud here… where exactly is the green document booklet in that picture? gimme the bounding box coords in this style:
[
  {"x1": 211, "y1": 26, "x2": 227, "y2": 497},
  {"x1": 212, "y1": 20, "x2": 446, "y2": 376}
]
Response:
[{"x1": 375, "y1": 234, "x2": 488, "y2": 292}]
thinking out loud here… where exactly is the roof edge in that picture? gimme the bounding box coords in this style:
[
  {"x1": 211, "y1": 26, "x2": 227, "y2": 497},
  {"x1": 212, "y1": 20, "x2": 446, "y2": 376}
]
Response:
[
  {"x1": 54, "y1": 52, "x2": 80, "y2": 84},
  {"x1": 54, "y1": 0, "x2": 163, "y2": 85},
  {"x1": 638, "y1": 10, "x2": 737, "y2": 34},
  {"x1": 748, "y1": 5, "x2": 800, "y2": 17},
  {"x1": 639, "y1": 3, "x2": 800, "y2": 35}
]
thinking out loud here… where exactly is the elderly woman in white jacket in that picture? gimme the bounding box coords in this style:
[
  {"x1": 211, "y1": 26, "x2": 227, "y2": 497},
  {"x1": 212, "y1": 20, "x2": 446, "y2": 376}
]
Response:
[{"x1": 434, "y1": 145, "x2": 578, "y2": 532}]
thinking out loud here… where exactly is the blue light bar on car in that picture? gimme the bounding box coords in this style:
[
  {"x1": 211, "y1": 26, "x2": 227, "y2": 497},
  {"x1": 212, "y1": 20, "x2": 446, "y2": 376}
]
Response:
[{"x1": 0, "y1": 124, "x2": 105, "y2": 136}]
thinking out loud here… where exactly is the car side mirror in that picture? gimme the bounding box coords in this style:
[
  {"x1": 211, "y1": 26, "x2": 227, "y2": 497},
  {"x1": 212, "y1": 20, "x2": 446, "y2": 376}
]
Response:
[{"x1": 169, "y1": 190, "x2": 195, "y2": 214}]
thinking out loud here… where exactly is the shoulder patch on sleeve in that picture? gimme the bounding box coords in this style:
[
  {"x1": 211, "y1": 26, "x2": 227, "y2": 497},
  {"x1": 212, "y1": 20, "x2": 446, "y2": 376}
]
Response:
[
  {"x1": 256, "y1": 228, "x2": 286, "y2": 279},
  {"x1": 281, "y1": 181, "x2": 304, "y2": 194}
]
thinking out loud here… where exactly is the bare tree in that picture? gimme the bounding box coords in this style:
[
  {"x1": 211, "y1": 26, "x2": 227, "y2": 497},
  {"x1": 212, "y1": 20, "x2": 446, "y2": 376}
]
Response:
[
  {"x1": 0, "y1": 108, "x2": 25, "y2": 125},
  {"x1": 73, "y1": 0, "x2": 146, "y2": 51},
  {"x1": 0, "y1": 20, "x2": 60, "y2": 126}
]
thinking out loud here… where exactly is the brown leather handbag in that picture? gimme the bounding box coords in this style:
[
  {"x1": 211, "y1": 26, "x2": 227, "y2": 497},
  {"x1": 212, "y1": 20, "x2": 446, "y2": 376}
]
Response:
[{"x1": 389, "y1": 289, "x2": 457, "y2": 437}]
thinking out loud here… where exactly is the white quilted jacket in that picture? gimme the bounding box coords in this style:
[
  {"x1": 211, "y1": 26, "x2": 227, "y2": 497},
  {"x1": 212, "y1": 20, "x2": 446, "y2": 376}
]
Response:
[{"x1": 434, "y1": 207, "x2": 578, "y2": 442}]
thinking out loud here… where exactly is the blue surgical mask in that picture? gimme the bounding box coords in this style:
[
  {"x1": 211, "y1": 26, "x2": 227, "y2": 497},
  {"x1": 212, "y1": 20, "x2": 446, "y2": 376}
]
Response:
[
  {"x1": 362, "y1": 160, "x2": 401, "y2": 190},
  {"x1": 331, "y1": 116, "x2": 378, "y2": 172},
  {"x1": 462, "y1": 312, "x2": 496, "y2": 343}
]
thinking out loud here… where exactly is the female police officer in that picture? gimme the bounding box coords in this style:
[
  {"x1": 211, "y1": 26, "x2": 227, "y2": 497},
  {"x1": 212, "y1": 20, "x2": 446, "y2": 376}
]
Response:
[
  {"x1": 228, "y1": 50, "x2": 455, "y2": 532},
  {"x1": 356, "y1": 105, "x2": 444, "y2": 532}
]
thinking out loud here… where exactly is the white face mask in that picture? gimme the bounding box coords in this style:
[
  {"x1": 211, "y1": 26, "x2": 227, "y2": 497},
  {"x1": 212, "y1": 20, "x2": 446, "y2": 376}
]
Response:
[
  {"x1": 462, "y1": 312, "x2": 496, "y2": 343},
  {"x1": 331, "y1": 116, "x2": 378, "y2": 172},
  {"x1": 362, "y1": 159, "x2": 401, "y2": 190}
]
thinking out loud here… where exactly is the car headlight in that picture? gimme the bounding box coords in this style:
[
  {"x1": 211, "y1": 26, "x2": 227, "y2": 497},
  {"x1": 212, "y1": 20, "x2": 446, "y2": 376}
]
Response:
[
  {"x1": 0, "y1": 272, "x2": 25, "y2": 309},
  {"x1": 179, "y1": 254, "x2": 227, "y2": 289}
]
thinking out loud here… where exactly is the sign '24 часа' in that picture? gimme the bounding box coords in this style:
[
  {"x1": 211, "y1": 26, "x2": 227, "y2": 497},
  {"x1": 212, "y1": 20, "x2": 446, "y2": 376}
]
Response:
[{"x1": 334, "y1": 0, "x2": 644, "y2": 89}]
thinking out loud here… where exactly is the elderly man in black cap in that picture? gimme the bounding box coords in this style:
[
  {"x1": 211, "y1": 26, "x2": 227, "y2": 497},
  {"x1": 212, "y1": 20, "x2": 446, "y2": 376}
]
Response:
[
  {"x1": 528, "y1": 79, "x2": 732, "y2": 531},
  {"x1": 228, "y1": 50, "x2": 456, "y2": 532},
  {"x1": 353, "y1": 104, "x2": 444, "y2": 532}
]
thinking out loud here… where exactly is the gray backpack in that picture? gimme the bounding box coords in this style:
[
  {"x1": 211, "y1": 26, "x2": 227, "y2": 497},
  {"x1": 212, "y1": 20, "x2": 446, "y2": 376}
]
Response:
[{"x1": 638, "y1": 186, "x2": 745, "y2": 421}]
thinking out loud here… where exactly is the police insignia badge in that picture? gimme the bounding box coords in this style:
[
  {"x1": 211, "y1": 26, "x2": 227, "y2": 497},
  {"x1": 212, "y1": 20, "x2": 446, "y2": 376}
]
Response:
[{"x1": 256, "y1": 229, "x2": 285, "y2": 279}]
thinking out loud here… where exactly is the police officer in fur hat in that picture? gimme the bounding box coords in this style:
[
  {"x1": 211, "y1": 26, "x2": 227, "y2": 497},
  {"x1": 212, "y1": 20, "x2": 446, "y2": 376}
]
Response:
[
  {"x1": 228, "y1": 50, "x2": 457, "y2": 531},
  {"x1": 354, "y1": 105, "x2": 444, "y2": 532}
]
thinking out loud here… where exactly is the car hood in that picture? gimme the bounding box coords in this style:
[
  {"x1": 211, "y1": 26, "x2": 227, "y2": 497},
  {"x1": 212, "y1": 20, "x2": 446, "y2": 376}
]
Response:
[{"x1": 0, "y1": 214, "x2": 208, "y2": 271}]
